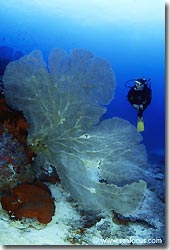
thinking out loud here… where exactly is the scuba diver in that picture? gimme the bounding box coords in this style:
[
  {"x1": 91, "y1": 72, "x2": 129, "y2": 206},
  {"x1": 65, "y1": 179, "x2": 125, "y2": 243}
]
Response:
[{"x1": 126, "y1": 78, "x2": 152, "y2": 132}]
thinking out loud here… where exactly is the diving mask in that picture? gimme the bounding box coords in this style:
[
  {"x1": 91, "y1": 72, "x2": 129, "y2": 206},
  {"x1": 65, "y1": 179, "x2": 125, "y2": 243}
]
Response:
[
  {"x1": 135, "y1": 80, "x2": 143, "y2": 87},
  {"x1": 135, "y1": 80, "x2": 145, "y2": 90}
]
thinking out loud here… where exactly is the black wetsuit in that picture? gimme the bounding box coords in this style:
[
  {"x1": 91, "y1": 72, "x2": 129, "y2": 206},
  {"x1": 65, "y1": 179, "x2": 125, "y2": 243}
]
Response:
[{"x1": 127, "y1": 84, "x2": 152, "y2": 118}]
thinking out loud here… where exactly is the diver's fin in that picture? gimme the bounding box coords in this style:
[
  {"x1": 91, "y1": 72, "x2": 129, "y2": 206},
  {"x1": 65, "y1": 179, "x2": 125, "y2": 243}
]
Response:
[{"x1": 137, "y1": 117, "x2": 144, "y2": 132}]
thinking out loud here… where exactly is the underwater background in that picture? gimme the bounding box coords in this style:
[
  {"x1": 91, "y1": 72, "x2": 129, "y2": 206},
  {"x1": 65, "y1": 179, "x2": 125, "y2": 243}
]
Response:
[
  {"x1": 0, "y1": 0, "x2": 165, "y2": 152},
  {"x1": 0, "y1": 0, "x2": 166, "y2": 246}
]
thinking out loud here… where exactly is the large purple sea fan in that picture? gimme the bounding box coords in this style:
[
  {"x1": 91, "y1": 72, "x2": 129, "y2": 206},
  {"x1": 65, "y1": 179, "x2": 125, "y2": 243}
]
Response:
[{"x1": 3, "y1": 48, "x2": 147, "y2": 216}]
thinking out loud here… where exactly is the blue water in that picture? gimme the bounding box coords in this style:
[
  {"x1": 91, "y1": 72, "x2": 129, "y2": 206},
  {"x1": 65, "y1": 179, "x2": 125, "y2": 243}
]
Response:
[{"x1": 0, "y1": 0, "x2": 165, "y2": 154}]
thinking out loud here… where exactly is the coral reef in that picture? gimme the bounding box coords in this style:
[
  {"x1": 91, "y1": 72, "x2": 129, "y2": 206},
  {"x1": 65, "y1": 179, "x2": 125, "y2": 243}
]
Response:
[
  {"x1": 3, "y1": 48, "x2": 147, "y2": 216},
  {"x1": 0, "y1": 132, "x2": 34, "y2": 191},
  {"x1": 37, "y1": 164, "x2": 60, "y2": 184},
  {"x1": 0, "y1": 91, "x2": 26, "y2": 140},
  {"x1": 0, "y1": 87, "x2": 55, "y2": 224},
  {"x1": 0, "y1": 89, "x2": 35, "y2": 191},
  {"x1": 146, "y1": 153, "x2": 165, "y2": 202},
  {"x1": 1, "y1": 182, "x2": 55, "y2": 224},
  {"x1": 0, "y1": 90, "x2": 35, "y2": 162},
  {"x1": 0, "y1": 182, "x2": 165, "y2": 245}
]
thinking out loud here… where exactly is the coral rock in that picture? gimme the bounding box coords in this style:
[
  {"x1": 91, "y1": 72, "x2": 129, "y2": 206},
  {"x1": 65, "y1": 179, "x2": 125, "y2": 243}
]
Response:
[
  {"x1": 1, "y1": 183, "x2": 55, "y2": 224},
  {"x1": 0, "y1": 92, "x2": 35, "y2": 192},
  {"x1": 0, "y1": 92, "x2": 29, "y2": 147},
  {"x1": 0, "y1": 132, "x2": 34, "y2": 191}
]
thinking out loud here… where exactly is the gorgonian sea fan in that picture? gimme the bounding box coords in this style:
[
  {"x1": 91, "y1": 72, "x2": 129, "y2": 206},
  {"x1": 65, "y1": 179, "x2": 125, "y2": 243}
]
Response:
[{"x1": 3, "y1": 48, "x2": 147, "y2": 216}]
